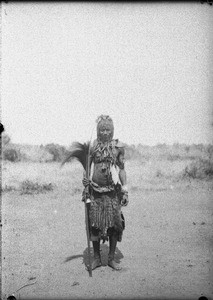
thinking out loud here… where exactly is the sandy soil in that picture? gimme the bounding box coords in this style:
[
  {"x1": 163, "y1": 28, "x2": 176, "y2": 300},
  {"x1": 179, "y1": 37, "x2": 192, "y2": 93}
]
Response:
[{"x1": 1, "y1": 161, "x2": 213, "y2": 299}]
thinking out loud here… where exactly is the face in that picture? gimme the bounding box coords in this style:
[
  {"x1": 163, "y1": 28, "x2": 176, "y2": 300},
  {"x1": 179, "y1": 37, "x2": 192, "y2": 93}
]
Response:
[{"x1": 98, "y1": 124, "x2": 113, "y2": 142}]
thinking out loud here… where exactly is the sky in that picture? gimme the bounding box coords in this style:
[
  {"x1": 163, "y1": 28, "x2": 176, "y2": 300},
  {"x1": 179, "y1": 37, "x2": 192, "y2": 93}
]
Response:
[{"x1": 1, "y1": 2, "x2": 213, "y2": 146}]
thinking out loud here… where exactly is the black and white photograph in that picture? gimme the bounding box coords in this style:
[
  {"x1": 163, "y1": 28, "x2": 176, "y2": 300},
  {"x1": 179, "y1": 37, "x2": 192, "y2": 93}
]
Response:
[{"x1": 1, "y1": 2, "x2": 213, "y2": 299}]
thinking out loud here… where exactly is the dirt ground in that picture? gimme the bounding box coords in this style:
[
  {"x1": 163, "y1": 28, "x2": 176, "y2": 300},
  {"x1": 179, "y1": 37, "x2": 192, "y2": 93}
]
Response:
[{"x1": 1, "y1": 160, "x2": 213, "y2": 299}]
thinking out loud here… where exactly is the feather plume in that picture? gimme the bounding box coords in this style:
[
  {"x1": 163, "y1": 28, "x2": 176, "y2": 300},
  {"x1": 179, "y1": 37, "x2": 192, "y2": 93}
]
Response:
[{"x1": 61, "y1": 141, "x2": 91, "y2": 170}]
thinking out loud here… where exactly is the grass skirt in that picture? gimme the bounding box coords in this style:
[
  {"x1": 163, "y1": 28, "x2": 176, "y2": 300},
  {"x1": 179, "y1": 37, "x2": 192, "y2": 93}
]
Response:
[{"x1": 89, "y1": 190, "x2": 124, "y2": 242}]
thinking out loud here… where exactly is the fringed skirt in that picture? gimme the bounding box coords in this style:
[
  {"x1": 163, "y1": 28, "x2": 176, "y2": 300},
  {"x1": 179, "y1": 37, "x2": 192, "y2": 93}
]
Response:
[{"x1": 89, "y1": 190, "x2": 124, "y2": 242}]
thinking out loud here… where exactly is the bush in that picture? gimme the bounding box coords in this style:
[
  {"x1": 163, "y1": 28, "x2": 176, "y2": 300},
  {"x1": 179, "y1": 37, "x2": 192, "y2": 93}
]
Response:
[
  {"x1": 1, "y1": 133, "x2": 11, "y2": 147},
  {"x1": 167, "y1": 154, "x2": 181, "y2": 161},
  {"x1": 3, "y1": 148, "x2": 20, "y2": 162},
  {"x1": 44, "y1": 143, "x2": 67, "y2": 162},
  {"x1": 20, "y1": 180, "x2": 54, "y2": 194},
  {"x1": 1, "y1": 185, "x2": 17, "y2": 193},
  {"x1": 206, "y1": 144, "x2": 213, "y2": 160},
  {"x1": 19, "y1": 145, "x2": 53, "y2": 162},
  {"x1": 183, "y1": 158, "x2": 213, "y2": 179},
  {"x1": 125, "y1": 145, "x2": 142, "y2": 160}
]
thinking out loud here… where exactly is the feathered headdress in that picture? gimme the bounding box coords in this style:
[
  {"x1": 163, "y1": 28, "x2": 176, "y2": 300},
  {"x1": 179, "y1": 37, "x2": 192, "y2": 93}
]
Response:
[{"x1": 61, "y1": 141, "x2": 91, "y2": 170}]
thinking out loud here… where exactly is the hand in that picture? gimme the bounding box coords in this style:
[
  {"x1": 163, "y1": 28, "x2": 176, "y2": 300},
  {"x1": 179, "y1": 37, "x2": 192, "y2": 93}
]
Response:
[
  {"x1": 82, "y1": 177, "x2": 90, "y2": 187},
  {"x1": 81, "y1": 187, "x2": 90, "y2": 202},
  {"x1": 121, "y1": 185, "x2": 128, "y2": 194},
  {"x1": 121, "y1": 192, "x2": 129, "y2": 207}
]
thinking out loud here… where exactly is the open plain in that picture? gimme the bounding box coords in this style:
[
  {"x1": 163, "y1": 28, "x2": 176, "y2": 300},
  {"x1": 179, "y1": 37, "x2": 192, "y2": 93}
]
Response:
[{"x1": 1, "y1": 156, "x2": 213, "y2": 299}]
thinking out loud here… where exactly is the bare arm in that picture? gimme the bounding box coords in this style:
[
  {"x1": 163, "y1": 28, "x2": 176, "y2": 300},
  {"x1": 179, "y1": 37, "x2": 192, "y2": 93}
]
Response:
[
  {"x1": 117, "y1": 148, "x2": 128, "y2": 192},
  {"x1": 119, "y1": 168, "x2": 127, "y2": 186}
]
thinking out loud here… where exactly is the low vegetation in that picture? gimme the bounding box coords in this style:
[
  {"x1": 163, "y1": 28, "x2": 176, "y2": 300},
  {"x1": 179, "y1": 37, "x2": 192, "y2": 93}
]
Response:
[
  {"x1": 1, "y1": 132, "x2": 213, "y2": 181},
  {"x1": 1, "y1": 180, "x2": 54, "y2": 195},
  {"x1": 2, "y1": 147, "x2": 20, "y2": 162},
  {"x1": 43, "y1": 143, "x2": 68, "y2": 162},
  {"x1": 20, "y1": 180, "x2": 54, "y2": 195},
  {"x1": 1, "y1": 184, "x2": 17, "y2": 193},
  {"x1": 182, "y1": 158, "x2": 213, "y2": 180}
]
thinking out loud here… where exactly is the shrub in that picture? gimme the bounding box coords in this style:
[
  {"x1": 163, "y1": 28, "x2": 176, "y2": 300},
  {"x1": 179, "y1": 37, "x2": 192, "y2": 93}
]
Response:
[
  {"x1": 182, "y1": 158, "x2": 213, "y2": 180},
  {"x1": 20, "y1": 180, "x2": 54, "y2": 194},
  {"x1": 1, "y1": 133, "x2": 11, "y2": 147},
  {"x1": 19, "y1": 145, "x2": 53, "y2": 162},
  {"x1": 1, "y1": 185, "x2": 17, "y2": 193},
  {"x1": 167, "y1": 154, "x2": 181, "y2": 161},
  {"x1": 125, "y1": 144, "x2": 142, "y2": 160},
  {"x1": 185, "y1": 146, "x2": 190, "y2": 153},
  {"x1": 3, "y1": 148, "x2": 20, "y2": 162},
  {"x1": 206, "y1": 144, "x2": 213, "y2": 160},
  {"x1": 44, "y1": 143, "x2": 67, "y2": 162},
  {"x1": 156, "y1": 143, "x2": 167, "y2": 149}
]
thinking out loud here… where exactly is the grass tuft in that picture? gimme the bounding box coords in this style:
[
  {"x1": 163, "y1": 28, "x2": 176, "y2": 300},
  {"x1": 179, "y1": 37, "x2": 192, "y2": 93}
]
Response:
[
  {"x1": 182, "y1": 159, "x2": 213, "y2": 180},
  {"x1": 1, "y1": 185, "x2": 17, "y2": 193},
  {"x1": 20, "y1": 180, "x2": 54, "y2": 195}
]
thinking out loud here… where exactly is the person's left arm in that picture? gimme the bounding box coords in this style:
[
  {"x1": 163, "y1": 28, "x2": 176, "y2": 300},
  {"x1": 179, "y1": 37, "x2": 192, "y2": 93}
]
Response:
[{"x1": 116, "y1": 146, "x2": 129, "y2": 206}]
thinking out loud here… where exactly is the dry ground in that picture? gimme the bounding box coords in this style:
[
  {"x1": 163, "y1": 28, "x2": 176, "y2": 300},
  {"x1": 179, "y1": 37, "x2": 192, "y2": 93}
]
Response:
[{"x1": 1, "y1": 160, "x2": 213, "y2": 299}]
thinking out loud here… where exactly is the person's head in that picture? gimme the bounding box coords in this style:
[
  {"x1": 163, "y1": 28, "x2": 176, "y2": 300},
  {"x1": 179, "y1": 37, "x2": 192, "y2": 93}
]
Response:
[{"x1": 96, "y1": 115, "x2": 114, "y2": 143}]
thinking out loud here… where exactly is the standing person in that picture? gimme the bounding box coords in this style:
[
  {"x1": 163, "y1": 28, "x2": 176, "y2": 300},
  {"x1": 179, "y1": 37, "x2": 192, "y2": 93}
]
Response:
[{"x1": 82, "y1": 115, "x2": 129, "y2": 271}]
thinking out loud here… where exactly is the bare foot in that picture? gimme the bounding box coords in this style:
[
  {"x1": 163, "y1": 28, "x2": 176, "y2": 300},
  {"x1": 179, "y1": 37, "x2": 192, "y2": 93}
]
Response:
[
  {"x1": 91, "y1": 258, "x2": 101, "y2": 270},
  {"x1": 108, "y1": 259, "x2": 122, "y2": 271}
]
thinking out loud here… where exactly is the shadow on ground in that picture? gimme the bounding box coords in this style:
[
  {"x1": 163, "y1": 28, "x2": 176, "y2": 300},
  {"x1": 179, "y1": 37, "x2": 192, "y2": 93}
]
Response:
[
  {"x1": 64, "y1": 243, "x2": 124, "y2": 269},
  {"x1": 63, "y1": 254, "x2": 84, "y2": 263},
  {"x1": 83, "y1": 243, "x2": 124, "y2": 267}
]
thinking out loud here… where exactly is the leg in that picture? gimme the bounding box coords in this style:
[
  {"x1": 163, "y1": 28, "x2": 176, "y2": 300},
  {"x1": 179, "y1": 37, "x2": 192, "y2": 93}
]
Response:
[
  {"x1": 91, "y1": 240, "x2": 102, "y2": 270},
  {"x1": 108, "y1": 232, "x2": 122, "y2": 271}
]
